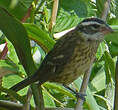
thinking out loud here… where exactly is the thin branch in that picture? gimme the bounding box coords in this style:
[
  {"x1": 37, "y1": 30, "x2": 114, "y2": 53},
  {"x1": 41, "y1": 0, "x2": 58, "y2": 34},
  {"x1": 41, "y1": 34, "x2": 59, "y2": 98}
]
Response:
[
  {"x1": 21, "y1": 6, "x2": 32, "y2": 22},
  {"x1": 0, "y1": 100, "x2": 23, "y2": 110},
  {"x1": 75, "y1": 67, "x2": 92, "y2": 110},
  {"x1": 114, "y1": 57, "x2": 118, "y2": 110},
  {"x1": 0, "y1": 100, "x2": 74, "y2": 110},
  {"x1": 31, "y1": 84, "x2": 44, "y2": 110},
  {"x1": 38, "y1": 85, "x2": 45, "y2": 110},
  {"x1": 0, "y1": 99, "x2": 75, "y2": 110},
  {"x1": 101, "y1": 0, "x2": 111, "y2": 21},
  {"x1": 49, "y1": 0, "x2": 59, "y2": 31},
  {"x1": 23, "y1": 88, "x2": 32, "y2": 110}
]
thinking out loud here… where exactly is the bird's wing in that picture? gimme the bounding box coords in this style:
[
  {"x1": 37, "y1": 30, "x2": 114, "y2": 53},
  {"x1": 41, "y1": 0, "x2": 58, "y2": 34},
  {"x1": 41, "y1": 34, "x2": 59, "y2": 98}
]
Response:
[{"x1": 35, "y1": 29, "x2": 78, "y2": 82}]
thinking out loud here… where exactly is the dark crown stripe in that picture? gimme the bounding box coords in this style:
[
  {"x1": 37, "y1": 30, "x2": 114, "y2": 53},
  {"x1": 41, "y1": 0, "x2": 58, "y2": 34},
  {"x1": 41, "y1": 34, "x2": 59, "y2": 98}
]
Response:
[{"x1": 81, "y1": 18, "x2": 105, "y2": 24}]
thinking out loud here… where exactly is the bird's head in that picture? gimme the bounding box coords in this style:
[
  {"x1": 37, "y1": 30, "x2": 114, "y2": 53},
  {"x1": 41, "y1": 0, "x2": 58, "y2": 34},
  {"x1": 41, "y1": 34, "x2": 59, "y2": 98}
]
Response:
[{"x1": 77, "y1": 18, "x2": 113, "y2": 41}]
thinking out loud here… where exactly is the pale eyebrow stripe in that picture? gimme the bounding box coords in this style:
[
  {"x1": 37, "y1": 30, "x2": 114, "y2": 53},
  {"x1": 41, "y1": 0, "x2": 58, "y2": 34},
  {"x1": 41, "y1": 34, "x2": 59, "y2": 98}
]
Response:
[{"x1": 80, "y1": 22, "x2": 101, "y2": 26}]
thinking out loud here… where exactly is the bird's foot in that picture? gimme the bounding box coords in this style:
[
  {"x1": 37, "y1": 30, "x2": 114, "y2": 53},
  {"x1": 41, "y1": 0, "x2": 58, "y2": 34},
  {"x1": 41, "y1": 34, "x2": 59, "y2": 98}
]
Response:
[
  {"x1": 63, "y1": 84, "x2": 86, "y2": 101},
  {"x1": 75, "y1": 92, "x2": 86, "y2": 101}
]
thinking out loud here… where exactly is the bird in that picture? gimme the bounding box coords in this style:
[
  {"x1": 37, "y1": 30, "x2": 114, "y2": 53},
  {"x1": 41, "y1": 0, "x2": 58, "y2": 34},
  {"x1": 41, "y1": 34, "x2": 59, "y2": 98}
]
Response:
[{"x1": 10, "y1": 18, "x2": 113, "y2": 93}]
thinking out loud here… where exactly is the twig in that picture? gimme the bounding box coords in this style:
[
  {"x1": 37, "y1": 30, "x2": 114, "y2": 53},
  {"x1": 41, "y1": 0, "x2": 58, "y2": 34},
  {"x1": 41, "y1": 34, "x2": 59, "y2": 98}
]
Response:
[
  {"x1": 101, "y1": 0, "x2": 111, "y2": 21},
  {"x1": 49, "y1": 0, "x2": 59, "y2": 31},
  {"x1": 0, "y1": 100, "x2": 23, "y2": 110},
  {"x1": 75, "y1": 67, "x2": 92, "y2": 110},
  {"x1": 21, "y1": 6, "x2": 32, "y2": 22},
  {"x1": 38, "y1": 85, "x2": 45, "y2": 110},
  {"x1": 113, "y1": 57, "x2": 118, "y2": 110},
  {"x1": 23, "y1": 88, "x2": 32, "y2": 110},
  {"x1": 0, "y1": 100, "x2": 74, "y2": 110},
  {"x1": 31, "y1": 84, "x2": 45, "y2": 110}
]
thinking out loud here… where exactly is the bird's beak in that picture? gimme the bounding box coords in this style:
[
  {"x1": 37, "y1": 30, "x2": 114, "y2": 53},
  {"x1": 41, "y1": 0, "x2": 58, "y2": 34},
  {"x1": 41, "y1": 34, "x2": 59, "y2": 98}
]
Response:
[{"x1": 101, "y1": 26, "x2": 114, "y2": 35}]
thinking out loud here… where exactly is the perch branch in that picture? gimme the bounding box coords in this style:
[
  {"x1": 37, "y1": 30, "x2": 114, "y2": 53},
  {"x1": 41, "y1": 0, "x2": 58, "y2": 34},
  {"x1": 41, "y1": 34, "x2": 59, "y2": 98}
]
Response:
[{"x1": 75, "y1": 67, "x2": 92, "y2": 110}]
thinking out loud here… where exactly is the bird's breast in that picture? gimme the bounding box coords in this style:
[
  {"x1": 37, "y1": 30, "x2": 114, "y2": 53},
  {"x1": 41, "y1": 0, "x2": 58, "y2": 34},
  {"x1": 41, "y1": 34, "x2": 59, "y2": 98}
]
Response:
[{"x1": 52, "y1": 41, "x2": 99, "y2": 84}]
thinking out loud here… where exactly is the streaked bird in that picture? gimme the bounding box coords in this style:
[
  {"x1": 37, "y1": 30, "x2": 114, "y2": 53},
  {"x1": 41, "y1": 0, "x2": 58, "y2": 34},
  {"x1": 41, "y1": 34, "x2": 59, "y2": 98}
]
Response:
[{"x1": 10, "y1": 18, "x2": 113, "y2": 94}]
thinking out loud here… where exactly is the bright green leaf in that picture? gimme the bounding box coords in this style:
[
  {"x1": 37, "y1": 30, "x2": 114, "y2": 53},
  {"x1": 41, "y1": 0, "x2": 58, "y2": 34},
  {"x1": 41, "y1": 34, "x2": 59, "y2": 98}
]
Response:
[
  {"x1": 24, "y1": 23, "x2": 55, "y2": 52},
  {"x1": 0, "y1": 7, "x2": 36, "y2": 75}
]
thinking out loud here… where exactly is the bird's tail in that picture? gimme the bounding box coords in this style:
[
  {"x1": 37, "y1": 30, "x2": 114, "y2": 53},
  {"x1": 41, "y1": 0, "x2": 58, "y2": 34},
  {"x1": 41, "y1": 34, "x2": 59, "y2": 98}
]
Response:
[{"x1": 10, "y1": 74, "x2": 40, "y2": 92}]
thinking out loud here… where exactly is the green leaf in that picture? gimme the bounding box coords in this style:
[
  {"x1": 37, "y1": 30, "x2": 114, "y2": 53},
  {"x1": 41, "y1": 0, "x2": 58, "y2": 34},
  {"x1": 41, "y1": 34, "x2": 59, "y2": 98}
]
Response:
[
  {"x1": 3, "y1": 74, "x2": 28, "y2": 96},
  {"x1": 105, "y1": 31, "x2": 118, "y2": 46},
  {"x1": 3, "y1": 74, "x2": 23, "y2": 89},
  {"x1": 0, "y1": 0, "x2": 33, "y2": 20},
  {"x1": 0, "y1": 60, "x2": 19, "y2": 77},
  {"x1": 0, "y1": 87, "x2": 25, "y2": 104},
  {"x1": 103, "y1": 51, "x2": 115, "y2": 83},
  {"x1": 0, "y1": 7, "x2": 36, "y2": 75},
  {"x1": 59, "y1": 0, "x2": 88, "y2": 17},
  {"x1": 54, "y1": 12, "x2": 80, "y2": 32},
  {"x1": 91, "y1": 67, "x2": 106, "y2": 92},
  {"x1": 105, "y1": 83, "x2": 114, "y2": 110},
  {"x1": 96, "y1": 0, "x2": 106, "y2": 17},
  {"x1": 96, "y1": 42, "x2": 106, "y2": 60},
  {"x1": 105, "y1": 26, "x2": 118, "y2": 57},
  {"x1": 114, "y1": 0, "x2": 118, "y2": 17},
  {"x1": 105, "y1": 51, "x2": 115, "y2": 76},
  {"x1": 6, "y1": 39, "x2": 19, "y2": 64},
  {"x1": 24, "y1": 23, "x2": 55, "y2": 52},
  {"x1": 43, "y1": 90, "x2": 56, "y2": 107},
  {"x1": 43, "y1": 82, "x2": 76, "y2": 99},
  {"x1": 108, "y1": 43, "x2": 118, "y2": 57},
  {"x1": 110, "y1": 0, "x2": 118, "y2": 18}
]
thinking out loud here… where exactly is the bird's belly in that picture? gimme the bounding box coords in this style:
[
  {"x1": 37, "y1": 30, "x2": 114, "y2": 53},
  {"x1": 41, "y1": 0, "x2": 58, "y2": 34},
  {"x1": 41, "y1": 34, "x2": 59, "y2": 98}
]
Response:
[
  {"x1": 51, "y1": 54, "x2": 94, "y2": 84},
  {"x1": 57, "y1": 60, "x2": 92, "y2": 84},
  {"x1": 49, "y1": 42, "x2": 97, "y2": 84}
]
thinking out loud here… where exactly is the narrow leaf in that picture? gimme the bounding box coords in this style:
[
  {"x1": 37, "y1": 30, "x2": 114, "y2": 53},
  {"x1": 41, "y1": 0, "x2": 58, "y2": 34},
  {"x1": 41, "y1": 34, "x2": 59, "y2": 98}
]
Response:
[{"x1": 0, "y1": 7, "x2": 36, "y2": 75}]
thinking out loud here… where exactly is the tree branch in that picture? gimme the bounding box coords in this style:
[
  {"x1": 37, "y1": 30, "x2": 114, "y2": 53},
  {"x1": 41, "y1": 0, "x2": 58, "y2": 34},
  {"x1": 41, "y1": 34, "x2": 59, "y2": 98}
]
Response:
[
  {"x1": 101, "y1": 0, "x2": 111, "y2": 21},
  {"x1": 23, "y1": 88, "x2": 32, "y2": 110},
  {"x1": 0, "y1": 100, "x2": 23, "y2": 110},
  {"x1": 75, "y1": 67, "x2": 92, "y2": 110},
  {"x1": 49, "y1": 0, "x2": 59, "y2": 31},
  {"x1": 31, "y1": 84, "x2": 45, "y2": 110},
  {"x1": 0, "y1": 100, "x2": 74, "y2": 110}
]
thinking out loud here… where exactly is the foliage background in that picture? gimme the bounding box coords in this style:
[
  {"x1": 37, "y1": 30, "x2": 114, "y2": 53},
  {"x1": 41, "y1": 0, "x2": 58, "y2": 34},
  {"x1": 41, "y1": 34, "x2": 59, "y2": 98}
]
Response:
[{"x1": 0, "y1": 0, "x2": 118, "y2": 110}]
